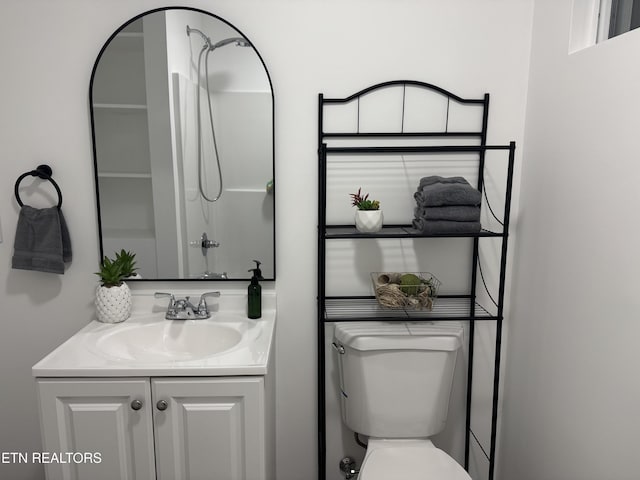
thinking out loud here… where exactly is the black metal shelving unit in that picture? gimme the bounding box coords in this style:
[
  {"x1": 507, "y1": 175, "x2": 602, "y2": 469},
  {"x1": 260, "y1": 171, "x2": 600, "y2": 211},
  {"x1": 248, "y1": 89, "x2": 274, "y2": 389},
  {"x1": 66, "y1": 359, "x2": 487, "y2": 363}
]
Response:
[{"x1": 317, "y1": 80, "x2": 515, "y2": 480}]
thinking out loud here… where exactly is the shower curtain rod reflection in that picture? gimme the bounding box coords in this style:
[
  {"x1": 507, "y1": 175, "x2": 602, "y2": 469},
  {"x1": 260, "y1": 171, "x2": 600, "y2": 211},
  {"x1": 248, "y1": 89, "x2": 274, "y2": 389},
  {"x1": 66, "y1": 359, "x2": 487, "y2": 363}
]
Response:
[{"x1": 186, "y1": 25, "x2": 251, "y2": 202}]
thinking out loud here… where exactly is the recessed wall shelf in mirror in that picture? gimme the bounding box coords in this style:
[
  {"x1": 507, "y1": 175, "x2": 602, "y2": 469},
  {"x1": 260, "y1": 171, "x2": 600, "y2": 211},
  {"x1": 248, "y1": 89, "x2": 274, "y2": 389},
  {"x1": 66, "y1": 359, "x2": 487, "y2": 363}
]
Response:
[{"x1": 90, "y1": 7, "x2": 275, "y2": 280}]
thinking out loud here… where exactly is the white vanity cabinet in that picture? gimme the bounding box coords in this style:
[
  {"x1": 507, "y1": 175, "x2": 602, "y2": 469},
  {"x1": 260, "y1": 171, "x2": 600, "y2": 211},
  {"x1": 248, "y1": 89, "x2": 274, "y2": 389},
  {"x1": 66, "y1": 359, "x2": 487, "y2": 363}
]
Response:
[
  {"x1": 37, "y1": 378, "x2": 155, "y2": 480},
  {"x1": 37, "y1": 376, "x2": 272, "y2": 480},
  {"x1": 153, "y1": 377, "x2": 268, "y2": 480}
]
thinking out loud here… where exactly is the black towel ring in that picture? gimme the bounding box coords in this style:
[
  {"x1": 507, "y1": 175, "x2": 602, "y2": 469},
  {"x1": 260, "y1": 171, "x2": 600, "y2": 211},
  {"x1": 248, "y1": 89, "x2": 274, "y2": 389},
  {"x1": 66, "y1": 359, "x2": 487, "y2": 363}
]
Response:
[{"x1": 14, "y1": 164, "x2": 63, "y2": 209}]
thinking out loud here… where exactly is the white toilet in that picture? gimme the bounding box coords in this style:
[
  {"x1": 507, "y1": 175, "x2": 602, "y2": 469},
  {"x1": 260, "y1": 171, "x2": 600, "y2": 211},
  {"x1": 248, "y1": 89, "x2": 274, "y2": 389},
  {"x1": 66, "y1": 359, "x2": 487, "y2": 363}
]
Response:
[{"x1": 333, "y1": 321, "x2": 471, "y2": 480}]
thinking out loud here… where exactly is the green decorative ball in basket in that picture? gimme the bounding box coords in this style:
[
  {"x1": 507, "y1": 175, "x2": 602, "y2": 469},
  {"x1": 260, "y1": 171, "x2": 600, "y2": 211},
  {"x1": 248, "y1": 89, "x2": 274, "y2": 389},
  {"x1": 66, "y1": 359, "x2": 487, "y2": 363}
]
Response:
[{"x1": 371, "y1": 272, "x2": 440, "y2": 310}]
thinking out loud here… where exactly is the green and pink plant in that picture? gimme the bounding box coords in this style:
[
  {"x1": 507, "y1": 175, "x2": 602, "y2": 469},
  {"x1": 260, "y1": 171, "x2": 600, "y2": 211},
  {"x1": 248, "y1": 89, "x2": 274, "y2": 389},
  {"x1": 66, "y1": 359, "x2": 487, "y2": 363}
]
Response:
[{"x1": 349, "y1": 188, "x2": 380, "y2": 211}]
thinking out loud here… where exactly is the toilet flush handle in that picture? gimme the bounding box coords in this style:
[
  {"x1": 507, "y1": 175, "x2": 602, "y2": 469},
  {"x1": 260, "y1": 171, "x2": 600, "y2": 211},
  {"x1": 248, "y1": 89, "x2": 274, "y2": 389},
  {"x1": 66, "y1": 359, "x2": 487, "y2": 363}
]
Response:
[{"x1": 332, "y1": 342, "x2": 345, "y2": 354}]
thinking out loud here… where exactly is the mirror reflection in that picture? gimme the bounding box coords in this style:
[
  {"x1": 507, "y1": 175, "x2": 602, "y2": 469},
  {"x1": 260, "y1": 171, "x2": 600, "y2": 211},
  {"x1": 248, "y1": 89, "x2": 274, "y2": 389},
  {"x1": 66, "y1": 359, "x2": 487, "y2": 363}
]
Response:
[{"x1": 91, "y1": 8, "x2": 274, "y2": 280}]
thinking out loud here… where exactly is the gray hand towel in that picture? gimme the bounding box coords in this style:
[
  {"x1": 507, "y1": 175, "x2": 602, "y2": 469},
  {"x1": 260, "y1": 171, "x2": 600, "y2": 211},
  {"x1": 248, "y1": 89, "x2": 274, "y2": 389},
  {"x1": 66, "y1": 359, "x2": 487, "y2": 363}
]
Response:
[
  {"x1": 414, "y1": 181, "x2": 481, "y2": 207},
  {"x1": 414, "y1": 205, "x2": 481, "y2": 222},
  {"x1": 412, "y1": 218, "x2": 481, "y2": 235},
  {"x1": 58, "y1": 209, "x2": 72, "y2": 263},
  {"x1": 12, "y1": 206, "x2": 72, "y2": 274},
  {"x1": 418, "y1": 175, "x2": 470, "y2": 189}
]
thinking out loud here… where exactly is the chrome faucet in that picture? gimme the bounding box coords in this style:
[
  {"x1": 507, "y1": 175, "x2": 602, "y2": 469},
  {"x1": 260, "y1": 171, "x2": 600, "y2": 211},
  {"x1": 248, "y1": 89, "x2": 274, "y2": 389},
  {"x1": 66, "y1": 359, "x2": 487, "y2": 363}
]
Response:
[
  {"x1": 199, "y1": 271, "x2": 228, "y2": 279},
  {"x1": 155, "y1": 292, "x2": 220, "y2": 320}
]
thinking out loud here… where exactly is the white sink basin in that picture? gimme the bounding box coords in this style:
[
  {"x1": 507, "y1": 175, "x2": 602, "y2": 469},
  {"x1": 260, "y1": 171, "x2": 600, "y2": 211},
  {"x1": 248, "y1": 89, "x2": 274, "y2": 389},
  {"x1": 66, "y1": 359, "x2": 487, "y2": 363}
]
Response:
[
  {"x1": 95, "y1": 320, "x2": 243, "y2": 362},
  {"x1": 32, "y1": 292, "x2": 276, "y2": 377}
]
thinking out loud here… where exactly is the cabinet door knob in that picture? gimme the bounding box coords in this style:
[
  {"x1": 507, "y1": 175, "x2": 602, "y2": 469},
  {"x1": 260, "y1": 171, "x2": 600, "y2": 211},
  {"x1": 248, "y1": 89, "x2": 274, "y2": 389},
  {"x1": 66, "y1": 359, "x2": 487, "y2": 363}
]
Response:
[
  {"x1": 130, "y1": 399, "x2": 143, "y2": 411},
  {"x1": 156, "y1": 400, "x2": 168, "y2": 411}
]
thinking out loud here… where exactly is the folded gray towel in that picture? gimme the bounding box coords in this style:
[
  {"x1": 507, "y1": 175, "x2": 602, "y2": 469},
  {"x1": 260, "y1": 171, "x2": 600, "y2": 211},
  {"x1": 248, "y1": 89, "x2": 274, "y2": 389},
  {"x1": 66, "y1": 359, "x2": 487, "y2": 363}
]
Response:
[
  {"x1": 418, "y1": 175, "x2": 469, "y2": 189},
  {"x1": 414, "y1": 205, "x2": 480, "y2": 222},
  {"x1": 412, "y1": 218, "x2": 481, "y2": 235},
  {"x1": 12, "y1": 206, "x2": 72, "y2": 274},
  {"x1": 414, "y1": 181, "x2": 481, "y2": 207}
]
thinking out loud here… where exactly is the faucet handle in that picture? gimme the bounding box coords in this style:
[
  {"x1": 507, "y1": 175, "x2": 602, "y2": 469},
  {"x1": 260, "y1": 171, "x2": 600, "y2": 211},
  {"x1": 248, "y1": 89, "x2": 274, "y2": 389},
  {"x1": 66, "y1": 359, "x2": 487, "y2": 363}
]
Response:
[
  {"x1": 200, "y1": 291, "x2": 221, "y2": 299},
  {"x1": 197, "y1": 291, "x2": 220, "y2": 312},
  {"x1": 154, "y1": 292, "x2": 176, "y2": 306}
]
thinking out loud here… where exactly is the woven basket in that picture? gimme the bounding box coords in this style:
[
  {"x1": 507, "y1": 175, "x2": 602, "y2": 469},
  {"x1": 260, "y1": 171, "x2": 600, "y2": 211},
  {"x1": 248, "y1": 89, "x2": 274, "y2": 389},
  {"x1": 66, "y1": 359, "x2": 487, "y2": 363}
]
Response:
[
  {"x1": 371, "y1": 272, "x2": 440, "y2": 310},
  {"x1": 95, "y1": 283, "x2": 132, "y2": 323}
]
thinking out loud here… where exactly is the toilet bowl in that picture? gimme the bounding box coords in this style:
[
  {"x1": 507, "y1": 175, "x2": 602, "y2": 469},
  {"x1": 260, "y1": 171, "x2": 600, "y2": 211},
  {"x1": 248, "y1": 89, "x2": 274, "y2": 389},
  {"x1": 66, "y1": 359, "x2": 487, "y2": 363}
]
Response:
[
  {"x1": 358, "y1": 439, "x2": 470, "y2": 480},
  {"x1": 333, "y1": 321, "x2": 470, "y2": 480}
]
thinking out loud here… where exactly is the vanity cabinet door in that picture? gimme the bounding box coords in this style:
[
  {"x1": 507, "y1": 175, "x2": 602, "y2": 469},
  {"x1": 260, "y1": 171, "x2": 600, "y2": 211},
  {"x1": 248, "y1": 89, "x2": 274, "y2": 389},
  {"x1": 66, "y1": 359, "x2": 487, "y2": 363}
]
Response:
[
  {"x1": 36, "y1": 378, "x2": 155, "y2": 480},
  {"x1": 152, "y1": 377, "x2": 266, "y2": 480}
]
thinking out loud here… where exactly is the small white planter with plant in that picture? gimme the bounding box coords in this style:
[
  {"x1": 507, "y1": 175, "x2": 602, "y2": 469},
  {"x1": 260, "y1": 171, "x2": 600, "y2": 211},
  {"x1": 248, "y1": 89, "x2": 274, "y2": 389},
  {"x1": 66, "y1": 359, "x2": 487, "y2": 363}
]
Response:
[
  {"x1": 350, "y1": 187, "x2": 383, "y2": 233},
  {"x1": 94, "y1": 250, "x2": 137, "y2": 323}
]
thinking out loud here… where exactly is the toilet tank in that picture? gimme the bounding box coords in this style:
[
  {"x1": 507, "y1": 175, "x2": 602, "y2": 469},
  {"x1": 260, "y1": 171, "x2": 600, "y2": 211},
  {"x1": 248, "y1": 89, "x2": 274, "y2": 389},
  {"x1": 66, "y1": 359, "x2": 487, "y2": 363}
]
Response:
[{"x1": 333, "y1": 321, "x2": 463, "y2": 438}]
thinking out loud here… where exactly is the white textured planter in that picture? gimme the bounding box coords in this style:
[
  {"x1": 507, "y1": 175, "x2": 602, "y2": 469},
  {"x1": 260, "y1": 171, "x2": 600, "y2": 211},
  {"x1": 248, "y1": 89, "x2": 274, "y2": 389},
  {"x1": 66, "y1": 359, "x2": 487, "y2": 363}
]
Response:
[
  {"x1": 355, "y1": 209, "x2": 383, "y2": 233},
  {"x1": 95, "y1": 283, "x2": 132, "y2": 323}
]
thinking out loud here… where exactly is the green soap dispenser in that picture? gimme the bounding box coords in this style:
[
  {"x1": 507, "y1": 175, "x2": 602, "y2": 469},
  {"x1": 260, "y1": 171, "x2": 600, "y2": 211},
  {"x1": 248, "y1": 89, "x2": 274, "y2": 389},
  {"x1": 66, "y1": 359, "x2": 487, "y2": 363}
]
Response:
[{"x1": 247, "y1": 260, "x2": 263, "y2": 319}]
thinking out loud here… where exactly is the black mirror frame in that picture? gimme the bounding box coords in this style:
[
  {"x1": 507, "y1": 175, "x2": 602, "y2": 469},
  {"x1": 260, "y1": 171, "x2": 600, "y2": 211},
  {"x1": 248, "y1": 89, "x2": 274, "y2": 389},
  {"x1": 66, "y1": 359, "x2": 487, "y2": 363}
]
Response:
[{"x1": 89, "y1": 6, "x2": 276, "y2": 281}]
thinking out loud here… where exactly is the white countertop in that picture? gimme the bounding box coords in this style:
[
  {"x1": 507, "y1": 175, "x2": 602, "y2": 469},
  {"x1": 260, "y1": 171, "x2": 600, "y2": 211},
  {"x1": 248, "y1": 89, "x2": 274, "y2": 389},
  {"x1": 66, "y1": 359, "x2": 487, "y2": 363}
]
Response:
[{"x1": 33, "y1": 291, "x2": 276, "y2": 377}]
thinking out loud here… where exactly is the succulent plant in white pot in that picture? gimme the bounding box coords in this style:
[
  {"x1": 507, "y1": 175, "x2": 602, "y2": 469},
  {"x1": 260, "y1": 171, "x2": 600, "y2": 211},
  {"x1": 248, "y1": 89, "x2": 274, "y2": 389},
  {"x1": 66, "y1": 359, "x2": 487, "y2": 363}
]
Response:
[
  {"x1": 350, "y1": 187, "x2": 383, "y2": 233},
  {"x1": 94, "y1": 250, "x2": 136, "y2": 323}
]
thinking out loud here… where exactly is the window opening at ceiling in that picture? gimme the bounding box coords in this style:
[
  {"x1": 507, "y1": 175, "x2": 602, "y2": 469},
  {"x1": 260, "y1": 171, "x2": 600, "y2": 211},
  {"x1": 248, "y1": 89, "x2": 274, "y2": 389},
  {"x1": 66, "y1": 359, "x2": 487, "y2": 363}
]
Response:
[
  {"x1": 569, "y1": 0, "x2": 640, "y2": 53},
  {"x1": 601, "y1": 0, "x2": 640, "y2": 39}
]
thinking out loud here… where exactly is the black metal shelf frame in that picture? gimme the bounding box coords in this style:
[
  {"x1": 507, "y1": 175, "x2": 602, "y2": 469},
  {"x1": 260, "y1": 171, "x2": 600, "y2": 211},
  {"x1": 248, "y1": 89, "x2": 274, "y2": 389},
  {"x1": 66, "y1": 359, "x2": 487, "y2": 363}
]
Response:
[
  {"x1": 317, "y1": 80, "x2": 515, "y2": 480},
  {"x1": 324, "y1": 296, "x2": 499, "y2": 322},
  {"x1": 323, "y1": 224, "x2": 506, "y2": 239}
]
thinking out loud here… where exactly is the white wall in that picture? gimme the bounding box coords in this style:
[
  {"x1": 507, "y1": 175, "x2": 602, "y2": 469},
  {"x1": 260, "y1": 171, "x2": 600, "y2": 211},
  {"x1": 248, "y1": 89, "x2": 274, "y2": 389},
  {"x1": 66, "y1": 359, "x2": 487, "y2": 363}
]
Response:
[
  {"x1": 499, "y1": 1, "x2": 640, "y2": 479},
  {"x1": 0, "y1": 1, "x2": 532, "y2": 479}
]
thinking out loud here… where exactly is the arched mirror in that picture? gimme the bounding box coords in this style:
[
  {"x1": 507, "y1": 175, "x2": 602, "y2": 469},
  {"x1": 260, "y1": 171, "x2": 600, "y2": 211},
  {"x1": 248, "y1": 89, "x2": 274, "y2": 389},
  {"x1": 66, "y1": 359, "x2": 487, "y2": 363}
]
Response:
[{"x1": 90, "y1": 7, "x2": 274, "y2": 280}]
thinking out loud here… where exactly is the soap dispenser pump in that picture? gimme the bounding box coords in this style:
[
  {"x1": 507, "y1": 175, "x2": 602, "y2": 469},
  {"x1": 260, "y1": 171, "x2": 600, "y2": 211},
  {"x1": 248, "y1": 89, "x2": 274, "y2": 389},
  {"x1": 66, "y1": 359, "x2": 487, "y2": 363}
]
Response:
[{"x1": 247, "y1": 260, "x2": 263, "y2": 319}]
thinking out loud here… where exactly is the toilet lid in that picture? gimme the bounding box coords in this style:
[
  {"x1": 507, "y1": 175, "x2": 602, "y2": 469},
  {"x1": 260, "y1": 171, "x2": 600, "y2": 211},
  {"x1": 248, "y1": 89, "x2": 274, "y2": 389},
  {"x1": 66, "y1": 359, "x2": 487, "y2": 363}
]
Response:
[{"x1": 360, "y1": 445, "x2": 471, "y2": 480}]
